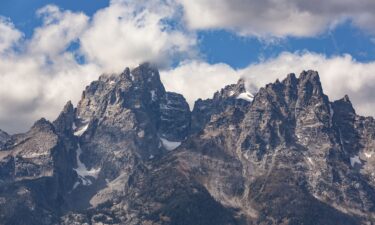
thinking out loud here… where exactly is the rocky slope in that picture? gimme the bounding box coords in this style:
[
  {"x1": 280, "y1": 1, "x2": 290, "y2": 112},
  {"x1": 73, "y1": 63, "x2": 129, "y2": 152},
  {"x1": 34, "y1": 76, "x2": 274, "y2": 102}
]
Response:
[{"x1": 0, "y1": 64, "x2": 374, "y2": 225}]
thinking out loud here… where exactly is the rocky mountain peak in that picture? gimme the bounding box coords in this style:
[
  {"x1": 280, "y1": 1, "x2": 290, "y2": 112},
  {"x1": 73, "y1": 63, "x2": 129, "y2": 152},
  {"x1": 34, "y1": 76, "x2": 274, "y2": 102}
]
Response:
[
  {"x1": 131, "y1": 63, "x2": 163, "y2": 84},
  {"x1": 297, "y1": 70, "x2": 324, "y2": 97},
  {"x1": 61, "y1": 64, "x2": 191, "y2": 187},
  {"x1": 30, "y1": 118, "x2": 55, "y2": 133},
  {"x1": 76, "y1": 63, "x2": 166, "y2": 123},
  {"x1": 333, "y1": 95, "x2": 355, "y2": 115},
  {"x1": 343, "y1": 94, "x2": 352, "y2": 103},
  {"x1": 118, "y1": 67, "x2": 130, "y2": 80},
  {"x1": 0, "y1": 129, "x2": 11, "y2": 150},
  {"x1": 63, "y1": 100, "x2": 74, "y2": 112},
  {"x1": 300, "y1": 69, "x2": 320, "y2": 80},
  {"x1": 53, "y1": 101, "x2": 75, "y2": 135},
  {"x1": 2, "y1": 67, "x2": 375, "y2": 225},
  {"x1": 283, "y1": 73, "x2": 298, "y2": 86},
  {"x1": 213, "y1": 78, "x2": 247, "y2": 100},
  {"x1": 191, "y1": 78, "x2": 252, "y2": 134},
  {"x1": 239, "y1": 71, "x2": 334, "y2": 158},
  {"x1": 250, "y1": 70, "x2": 329, "y2": 120}
]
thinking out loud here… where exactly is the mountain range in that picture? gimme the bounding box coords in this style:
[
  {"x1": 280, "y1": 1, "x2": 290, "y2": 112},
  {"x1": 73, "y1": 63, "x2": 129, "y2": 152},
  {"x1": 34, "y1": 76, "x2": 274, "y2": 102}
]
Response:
[{"x1": 0, "y1": 63, "x2": 375, "y2": 225}]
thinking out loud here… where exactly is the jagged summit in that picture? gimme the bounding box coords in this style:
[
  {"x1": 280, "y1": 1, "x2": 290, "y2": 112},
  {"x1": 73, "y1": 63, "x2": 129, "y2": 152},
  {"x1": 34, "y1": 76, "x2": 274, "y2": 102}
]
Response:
[
  {"x1": 0, "y1": 129, "x2": 11, "y2": 150},
  {"x1": 342, "y1": 94, "x2": 352, "y2": 103},
  {"x1": 0, "y1": 65, "x2": 375, "y2": 225},
  {"x1": 30, "y1": 117, "x2": 55, "y2": 133},
  {"x1": 53, "y1": 101, "x2": 75, "y2": 135}
]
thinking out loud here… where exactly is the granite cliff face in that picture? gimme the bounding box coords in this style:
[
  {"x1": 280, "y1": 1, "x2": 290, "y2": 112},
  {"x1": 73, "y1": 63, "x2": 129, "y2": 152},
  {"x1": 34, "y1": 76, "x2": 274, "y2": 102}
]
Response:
[{"x1": 0, "y1": 64, "x2": 375, "y2": 225}]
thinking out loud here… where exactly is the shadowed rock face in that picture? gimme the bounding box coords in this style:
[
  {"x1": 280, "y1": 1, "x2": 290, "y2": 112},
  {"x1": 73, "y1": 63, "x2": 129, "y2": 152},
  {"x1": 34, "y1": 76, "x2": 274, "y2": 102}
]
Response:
[
  {"x1": 159, "y1": 92, "x2": 191, "y2": 141},
  {"x1": 0, "y1": 130, "x2": 11, "y2": 150},
  {"x1": 1, "y1": 65, "x2": 375, "y2": 225}
]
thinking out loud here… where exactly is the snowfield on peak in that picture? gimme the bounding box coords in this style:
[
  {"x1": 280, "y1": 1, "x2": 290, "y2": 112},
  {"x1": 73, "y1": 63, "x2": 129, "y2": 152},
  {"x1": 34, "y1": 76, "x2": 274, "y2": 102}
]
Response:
[
  {"x1": 160, "y1": 137, "x2": 181, "y2": 151},
  {"x1": 73, "y1": 144, "x2": 101, "y2": 187},
  {"x1": 237, "y1": 91, "x2": 254, "y2": 102},
  {"x1": 74, "y1": 124, "x2": 89, "y2": 136},
  {"x1": 350, "y1": 155, "x2": 361, "y2": 167}
]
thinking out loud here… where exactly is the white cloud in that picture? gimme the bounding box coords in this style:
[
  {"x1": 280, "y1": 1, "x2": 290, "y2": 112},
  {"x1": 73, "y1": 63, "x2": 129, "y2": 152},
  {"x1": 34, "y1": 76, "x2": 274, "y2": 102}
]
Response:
[
  {"x1": 161, "y1": 52, "x2": 375, "y2": 117},
  {"x1": 29, "y1": 5, "x2": 89, "y2": 57},
  {"x1": 0, "y1": 17, "x2": 22, "y2": 54},
  {"x1": 0, "y1": 54, "x2": 100, "y2": 134},
  {"x1": 79, "y1": 0, "x2": 196, "y2": 73},
  {"x1": 178, "y1": 0, "x2": 375, "y2": 37},
  {"x1": 160, "y1": 61, "x2": 241, "y2": 107},
  {"x1": 0, "y1": 7, "x2": 100, "y2": 134}
]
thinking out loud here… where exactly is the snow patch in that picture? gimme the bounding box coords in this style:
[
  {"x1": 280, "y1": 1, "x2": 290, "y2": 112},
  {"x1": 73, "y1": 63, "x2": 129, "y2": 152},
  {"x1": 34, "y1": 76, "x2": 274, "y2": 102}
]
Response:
[
  {"x1": 74, "y1": 145, "x2": 101, "y2": 187},
  {"x1": 237, "y1": 92, "x2": 254, "y2": 102},
  {"x1": 364, "y1": 152, "x2": 372, "y2": 158},
  {"x1": 72, "y1": 181, "x2": 80, "y2": 190},
  {"x1": 350, "y1": 155, "x2": 361, "y2": 167},
  {"x1": 338, "y1": 129, "x2": 344, "y2": 150},
  {"x1": 329, "y1": 103, "x2": 334, "y2": 127},
  {"x1": 160, "y1": 138, "x2": 181, "y2": 151},
  {"x1": 243, "y1": 151, "x2": 250, "y2": 160},
  {"x1": 150, "y1": 90, "x2": 156, "y2": 101},
  {"x1": 26, "y1": 152, "x2": 49, "y2": 158},
  {"x1": 74, "y1": 124, "x2": 88, "y2": 136},
  {"x1": 306, "y1": 157, "x2": 314, "y2": 166}
]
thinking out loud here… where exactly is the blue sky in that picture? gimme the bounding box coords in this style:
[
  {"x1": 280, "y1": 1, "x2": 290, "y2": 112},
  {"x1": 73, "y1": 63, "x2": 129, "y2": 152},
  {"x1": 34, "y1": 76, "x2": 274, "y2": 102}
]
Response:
[
  {"x1": 2, "y1": 0, "x2": 375, "y2": 68},
  {"x1": 199, "y1": 24, "x2": 375, "y2": 69},
  {"x1": 0, "y1": 0, "x2": 109, "y2": 37},
  {"x1": 1, "y1": 0, "x2": 375, "y2": 133}
]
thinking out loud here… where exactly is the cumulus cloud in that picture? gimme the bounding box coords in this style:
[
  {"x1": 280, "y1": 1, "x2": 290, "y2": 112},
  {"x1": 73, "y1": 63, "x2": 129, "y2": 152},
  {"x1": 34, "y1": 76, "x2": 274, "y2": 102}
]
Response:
[
  {"x1": 0, "y1": 7, "x2": 100, "y2": 134},
  {"x1": 160, "y1": 61, "x2": 241, "y2": 107},
  {"x1": 80, "y1": 0, "x2": 196, "y2": 73},
  {"x1": 0, "y1": 17, "x2": 22, "y2": 54},
  {"x1": 161, "y1": 52, "x2": 375, "y2": 117},
  {"x1": 29, "y1": 5, "x2": 89, "y2": 57},
  {"x1": 178, "y1": 0, "x2": 375, "y2": 37}
]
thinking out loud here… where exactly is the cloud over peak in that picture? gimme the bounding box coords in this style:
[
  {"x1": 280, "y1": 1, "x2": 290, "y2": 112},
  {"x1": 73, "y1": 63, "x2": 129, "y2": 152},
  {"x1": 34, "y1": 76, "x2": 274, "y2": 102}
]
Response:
[
  {"x1": 161, "y1": 52, "x2": 375, "y2": 119},
  {"x1": 1, "y1": 0, "x2": 375, "y2": 133},
  {"x1": 0, "y1": 1, "x2": 196, "y2": 133},
  {"x1": 80, "y1": 0, "x2": 196, "y2": 73}
]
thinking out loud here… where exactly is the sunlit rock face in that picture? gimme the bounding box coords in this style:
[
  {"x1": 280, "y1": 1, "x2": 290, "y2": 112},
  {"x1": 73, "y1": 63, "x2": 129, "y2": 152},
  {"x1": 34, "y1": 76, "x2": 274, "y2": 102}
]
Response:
[{"x1": 1, "y1": 65, "x2": 375, "y2": 225}]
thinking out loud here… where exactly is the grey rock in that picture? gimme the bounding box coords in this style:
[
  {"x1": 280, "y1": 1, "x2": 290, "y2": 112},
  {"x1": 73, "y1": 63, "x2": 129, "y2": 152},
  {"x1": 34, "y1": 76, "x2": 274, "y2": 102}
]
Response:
[
  {"x1": 159, "y1": 92, "x2": 191, "y2": 141},
  {"x1": 0, "y1": 129, "x2": 11, "y2": 150},
  {"x1": 0, "y1": 116, "x2": 77, "y2": 224},
  {"x1": 1, "y1": 67, "x2": 375, "y2": 225},
  {"x1": 191, "y1": 78, "x2": 251, "y2": 134},
  {"x1": 53, "y1": 101, "x2": 75, "y2": 136}
]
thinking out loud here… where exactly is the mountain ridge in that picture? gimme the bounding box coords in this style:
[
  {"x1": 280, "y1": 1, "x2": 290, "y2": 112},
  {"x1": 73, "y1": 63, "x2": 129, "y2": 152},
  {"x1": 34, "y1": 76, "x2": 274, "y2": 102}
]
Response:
[{"x1": 0, "y1": 63, "x2": 374, "y2": 225}]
